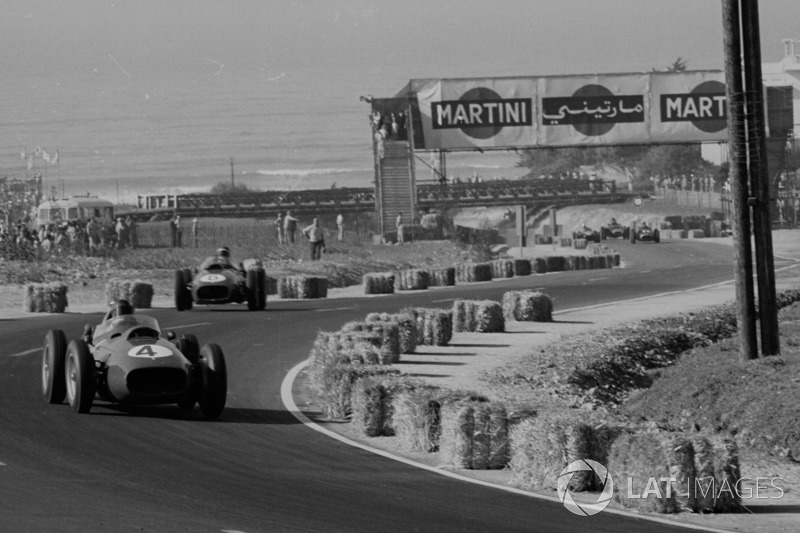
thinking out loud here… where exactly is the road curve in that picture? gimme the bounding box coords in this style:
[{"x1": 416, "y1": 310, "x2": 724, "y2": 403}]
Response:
[{"x1": 0, "y1": 240, "x2": 740, "y2": 532}]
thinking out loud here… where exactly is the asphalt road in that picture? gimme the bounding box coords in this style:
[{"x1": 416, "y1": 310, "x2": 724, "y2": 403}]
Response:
[{"x1": 0, "y1": 240, "x2": 742, "y2": 532}]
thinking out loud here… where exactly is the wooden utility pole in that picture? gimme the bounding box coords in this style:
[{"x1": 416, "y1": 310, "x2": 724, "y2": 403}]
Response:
[
  {"x1": 721, "y1": 0, "x2": 758, "y2": 361},
  {"x1": 230, "y1": 157, "x2": 235, "y2": 189},
  {"x1": 741, "y1": 0, "x2": 780, "y2": 356}
]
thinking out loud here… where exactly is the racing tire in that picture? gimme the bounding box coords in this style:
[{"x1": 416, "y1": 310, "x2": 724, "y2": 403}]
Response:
[
  {"x1": 174, "y1": 269, "x2": 192, "y2": 311},
  {"x1": 654, "y1": 229, "x2": 660, "y2": 243},
  {"x1": 42, "y1": 329, "x2": 68, "y2": 404},
  {"x1": 246, "y1": 268, "x2": 266, "y2": 311},
  {"x1": 65, "y1": 339, "x2": 95, "y2": 414},
  {"x1": 623, "y1": 227, "x2": 630, "y2": 240},
  {"x1": 198, "y1": 344, "x2": 227, "y2": 420},
  {"x1": 178, "y1": 334, "x2": 201, "y2": 364}
]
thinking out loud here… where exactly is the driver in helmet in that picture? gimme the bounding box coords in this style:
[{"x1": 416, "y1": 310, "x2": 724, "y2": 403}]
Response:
[
  {"x1": 216, "y1": 246, "x2": 232, "y2": 265},
  {"x1": 84, "y1": 299, "x2": 135, "y2": 344}
]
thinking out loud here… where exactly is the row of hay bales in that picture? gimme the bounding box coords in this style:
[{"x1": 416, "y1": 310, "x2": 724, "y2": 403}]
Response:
[
  {"x1": 363, "y1": 253, "x2": 619, "y2": 295},
  {"x1": 305, "y1": 287, "x2": 750, "y2": 514},
  {"x1": 22, "y1": 278, "x2": 157, "y2": 313}
]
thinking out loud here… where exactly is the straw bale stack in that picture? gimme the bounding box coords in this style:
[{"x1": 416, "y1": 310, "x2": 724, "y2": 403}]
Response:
[
  {"x1": 687, "y1": 229, "x2": 705, "y2": 239},
  {"x1": 453, "y1": 300, "x2": 504, "y2": 333},
  {"x1": 490, "y1": 260, "x2": 515, "y2": 279},
  {"x1": 279, "y1": 275, "x2": 328, "y2": 299},
  {"x1": 596, "y1": 255, "x2": 608, "y2": 269},
  {"x1": 509, "y1": 415, "x2": 620, "y2": 492},
  {"x1": 513, "y1": 259, "x2": 531, "y2": 276},
  {"x1": 391, "y1": 384, "x2": 446, "y2": 452},
  {"x1": 692, "y1": 435, "x2": 742, "y2": 513},
  {"x1": 563, "y1": 256, "x2": 576, "y2": 271},
  {"x1": 574, "y1": 239, "x2": 588, "y2": 250},
  {"x1": 545, "y1": 256, "x2": 565, "y2": 273},
  {"x1": 104, "y1": 279, "x2": 154, "y2": 309},
  {"x1": 310, "y1": 362, "x2": 400, "y2": 420},
  {"x1": 560, "y1": 237, "x2": 573, "y2": 247},
  {"x1": 440, "y1": 400, "x2": 509, "y2": 470},
  {"x1": 363, "y1": 272, "x2": 395, "y2": 295},
  {"x1": 351, "y1": 374, "x2": 421, "y2": 437},
  {"x1": 395, "y1": 269, "x2": 430, "y2": 291},
  {"x1": 455, "y1": 263, "x2": 493, "y2": 283},
  {"x1": 428, "y1": 267, "x2": 456, "y2": 287},
  {"x1": 531, "y1": 257, "x2": 547, "y2": 274},
  {"x1": 502, "y1": 291, "x2": 553, "y2": 322},
  {"x1": 609, "y1": 253, "x2": 620, "y2": 267},
  {"x1": 340, "y1": 321, "x2": 402, "y2": 363},
  {"x1": 23, "y1": 283, "x2": 68, "y2": 313},
  {"x1": 365, "y1": 312, "x2": 419, "y2": 354},
  {"x1": 406, "y1": 307, "x2": 453, "y2": 346}
]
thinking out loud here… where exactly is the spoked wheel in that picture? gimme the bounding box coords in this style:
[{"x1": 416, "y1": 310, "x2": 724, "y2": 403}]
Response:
[
  {"x1": 246, "y1": 268, "x2": 267, "y2": 311},
  {"x1": 65, "y1": 339, "x2": 96, "y2": 414},
  {"x1": 42, "y1": 330, "x2": 68, "y2": 404},
  {"x1": 174, "y1": 268, "x2": 193, "y2": 311},
  {"x1": 198, "y1": 344, "x2": 227, "y2": 420}
]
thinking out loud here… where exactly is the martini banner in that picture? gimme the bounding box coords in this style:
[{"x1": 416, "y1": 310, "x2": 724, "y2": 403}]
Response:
[{"x1": 411, "y1": 70, "x2": 729, "y2": 150}]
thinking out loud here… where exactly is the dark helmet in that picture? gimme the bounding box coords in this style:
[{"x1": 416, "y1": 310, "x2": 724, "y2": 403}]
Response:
[
  {"x1": 110, "y1": 299, "x2": 134, "y2": 317},
  {"x1": 216, "y1": 246, "x2": 231, "y2": 258}
]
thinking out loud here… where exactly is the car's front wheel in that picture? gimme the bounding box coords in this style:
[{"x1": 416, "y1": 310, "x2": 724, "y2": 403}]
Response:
[
  {"x1": 198, "y1": 344, "x2": 227, "y2": 420},
  {"x1": 42, "y1": 330, "x2": 68, "y2": 404},
  {"x1": 65, "y1": 339, "x2": 95, "y2": 414}
]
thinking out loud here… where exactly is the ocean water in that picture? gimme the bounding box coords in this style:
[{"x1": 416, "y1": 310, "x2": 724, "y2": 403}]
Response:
[{"x1": 1, "y1": 61, "x2": 520, "y2": 205}]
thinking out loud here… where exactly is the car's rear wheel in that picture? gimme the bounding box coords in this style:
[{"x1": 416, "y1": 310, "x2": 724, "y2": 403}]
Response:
[
  {"x1": 42, "y1": 330, "x2": 67, "y2": 404},
  {"x1": 654, "y1": 229, "x2": 660, "y2": 243},
  {"x1": 65, "y1": 339, "x2": 95, "y2": 414},
  {"x1": 174, "y1": 269, "x2": 192, "y2": 311},
  {"x1": 630, "y1": 226, "x2": 637, "y2": 244},
  {"x1": 198, "y1": 344, "x2": 227, "y2": 420},
  {"x1": 176, "y1": 334, "x2": 201, "y2": 410},
  {"x1": 246, "y1": 268, "x2": 266, "y2": 311}
]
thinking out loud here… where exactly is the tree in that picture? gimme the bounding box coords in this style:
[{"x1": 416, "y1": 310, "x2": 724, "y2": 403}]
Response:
[{"x1": 209, "y1": 181, "x2": 253, "y2": 195}]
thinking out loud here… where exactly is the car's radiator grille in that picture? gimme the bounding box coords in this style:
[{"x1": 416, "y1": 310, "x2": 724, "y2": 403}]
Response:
[
  {"x1": 197, "y1": 285, "x2": 230, "y2": 301},
  {"x1": 127, "y1": 368, "x2": 186, "y2": 395}
]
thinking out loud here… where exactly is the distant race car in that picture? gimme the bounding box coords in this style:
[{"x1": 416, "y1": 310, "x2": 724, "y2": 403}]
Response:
[
  {"x1": 600, "y1": 220, "x2": 630, "y2": 240},
  {"x1": 572, "y1": 225, "x2": 600, "y2": 243},
  {"x1": 175, "y1": 249, "x2": 267, "y2": 311},
  {"x1": 41, "y1": 300, "x2": 227, "y2": 418},
  {"x1": 630, "y1": 223, "x2": 660, "y2": 243}
]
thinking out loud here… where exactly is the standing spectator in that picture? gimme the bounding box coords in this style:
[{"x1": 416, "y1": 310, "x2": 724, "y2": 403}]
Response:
[
  {"x1": 86, "y1": 217, "x2": 101, "y2": 251},
  {"x1": 275, "y1": 212, "x2": 285, "y2": 244},
  {"x1": 396, "y1": 211, "x2": 405, "y2": 245},
  {"x1": 115, "y1": 217, "x2": 127, "y2": 249},
  {"x1": 192, "y1": 217, "x2": 199, "y2": 248},
  {"x1": 127, "y1": 216, "x2": 138, "y2": 249},
  {"x1": 302, "y1": 218, "x2": 325, "y2": 260},
  {"x1": 284, "y1": 210, "x2": 299, "y2": 244},
  {"x1": 336, "y1": 213, "x2": 344, "y2": 242},
  {"x1": 171, "y1": 214, "x2": 182, "y2": 247}
]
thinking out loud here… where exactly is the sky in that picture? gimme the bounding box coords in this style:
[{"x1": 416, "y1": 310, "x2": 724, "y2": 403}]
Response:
[{"x1": 2, "y1": 0, "x2": 799, "y2": 86}]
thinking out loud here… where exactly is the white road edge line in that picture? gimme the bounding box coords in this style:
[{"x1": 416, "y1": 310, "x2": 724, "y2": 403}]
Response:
[
  {"x1": 281, "y1": 360, "x2": 734, "y2": 533},
  {"x1": 432, "y1": 298, "x2": 454, "y2": 303},
  {"x1": 315, "y1": 307, "x2": 355, "y2": 312}
]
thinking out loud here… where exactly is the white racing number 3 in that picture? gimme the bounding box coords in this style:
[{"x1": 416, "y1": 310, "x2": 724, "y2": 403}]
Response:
[{"x1": 127, "y1": 345, "x2": 172, "y2": 358}]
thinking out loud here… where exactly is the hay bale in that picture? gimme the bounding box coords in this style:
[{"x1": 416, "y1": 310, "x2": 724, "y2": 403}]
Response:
[
  {"x1": 406, "y1": 307, "x2": 453, "y2": 346},
  {"x1": 510, "y1": 415, "x2": 622, "y2": 492},
  {"x1": 596, "y1": 255, "x2": 608, "y2": 269},
  {"x1": 531, "y1": 257, "x2": 547, "y2": 274},
  {"x1": 574, "y1": 239, "x2": 588, "y2": 250},
  {"x1": 545, "y1": 256, "x2": 565, "y2": 272},
  {"x1": 365, "y1": 312, "x2": 418, "y2": 354},
  {"x1": 502, "y1": 291, "x2": 553, "y2": 322},
  {"x1": 23, "y1": 283, "x2": 68, "y2": 313},
  {"x1": 588, "y1": 256, "x2": 600, "y2": 270},
  {"x1": 668, "y1": 436, "x2": 697, "y2": 513},
  {"x1": 456, "y1": 263, "x2": 493, "y2": 283},
  {"x1": 453, "y1": 300, "x2": 504, "y2": 333},
  {"x1": 363, "y1": 272, "x2": 395, "y2": 295},
  {"x1": 687, "y1": 229, "x2": 706, "y2": 239},
  {"x1": 512, "y1": 259, "x2": 531, "y2": 276},
  {"x1": 607, "y1": 432, "x2": 677, "y2": 513},
  {"x1": 487, "y1": 404, "x2": 510, "y2": 469},
  {"x1": 265, "y1": 276, "x2": 278, "y2": 295},
  {"x1": 340, "y1": 321, "x2": 402, "y2": 363},
  {"x1": 351, "y1": 375, "x2": 387, "y2": 437},
  {"x1": 105, "y1": 279, "x2": 154, "y2": 309},
  {"x1": 395, "y1": 269, "x2": 430, "y2": 291},
  {"x1": 490, "y1": 260, "x2": 515, "y2": 279},
  {"x1": 692, "y1": 436, "x2": 742, "y2": 513},
  {"x1": 279, "y1": 275, "x2": 328, "y2": 299},
  {"x1": 440, "y1": 402, "x2": 475, "y2": 468},
  {"x1": 428, "y1": 267, "x2": 456, "y2": 287},
  {"x1": 560, "y1": 237, "x2": 573, "y2": 247},
  {"x1": 392, "y1": 385, "x2": 445, "y2": 452}
]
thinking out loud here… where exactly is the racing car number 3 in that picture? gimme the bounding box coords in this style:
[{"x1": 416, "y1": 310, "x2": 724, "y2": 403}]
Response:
[
  {"x1": 128, "y1": 345, "x2": 172, "y2": 358},
  {"x1": 199, "y1": 274, "x2": 226, "y2": 283}
]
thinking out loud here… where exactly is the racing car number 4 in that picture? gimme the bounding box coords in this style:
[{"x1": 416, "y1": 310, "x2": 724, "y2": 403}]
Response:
[
  {"x1": 128, "y1": 345, "x2": 173, "y2": 358},
  {"x1": 199, "y1": 274, "x2": 225, "y2": 283}
]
